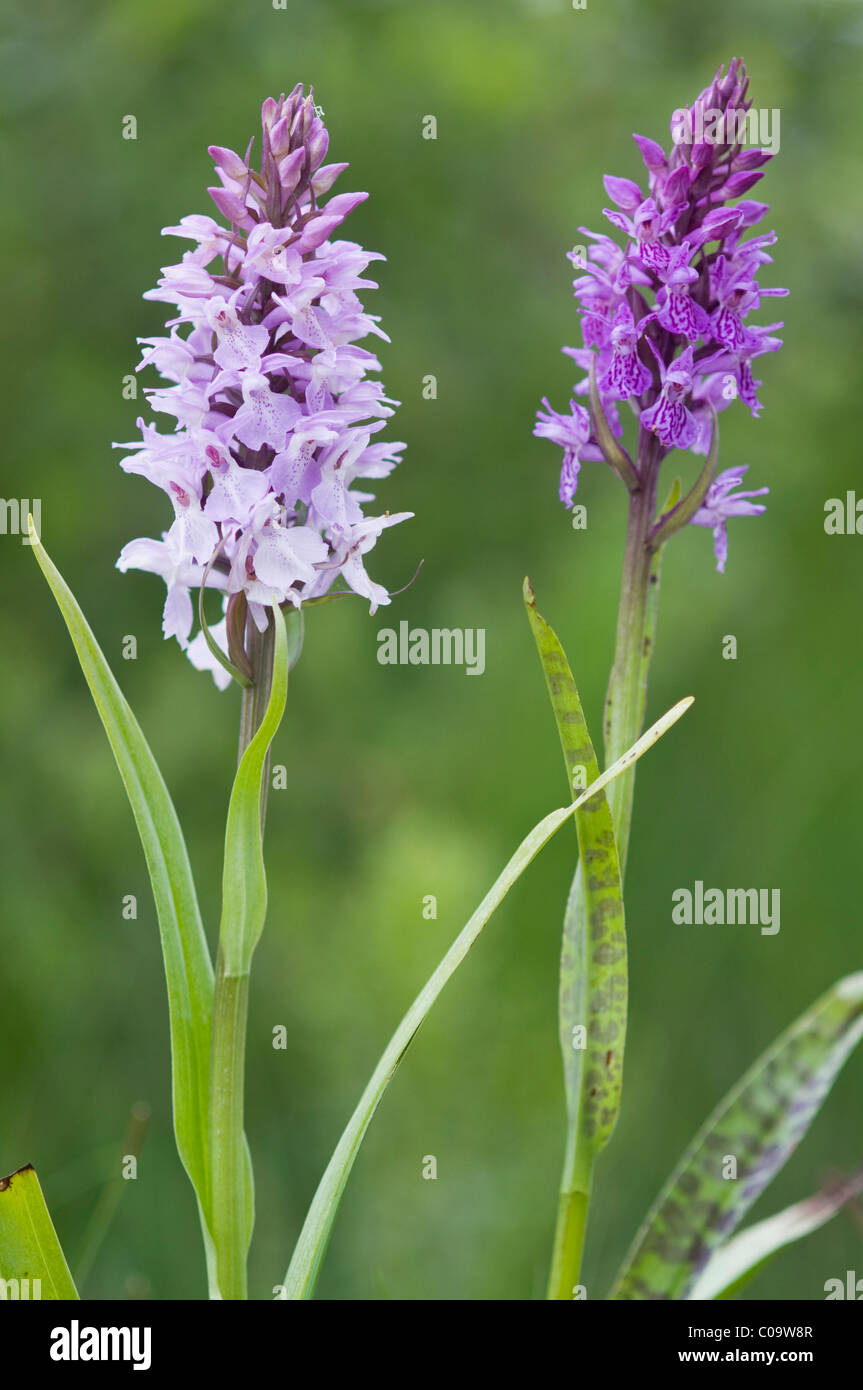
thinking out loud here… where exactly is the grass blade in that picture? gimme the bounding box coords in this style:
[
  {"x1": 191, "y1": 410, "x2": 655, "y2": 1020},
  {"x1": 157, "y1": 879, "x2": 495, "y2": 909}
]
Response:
[
  {"x1": 280, "y1": 694, "x2": 693, "y2": 1300},
  {"x1": 74, "y1": 1102, "x2": 151, "y2": 1293},
  {"x1": 0, "y1": 1165, "x2": 78, "y2": 1300},
  {"x1": 689, "y1": 1166, "x2": 863, "y2": 1301},
  {"x1": 28, "y1": 523, "x2": 214, "y2": 1238},
  {"x1": 611, "y1": 972, "x2": 863, "y2": 1300}
]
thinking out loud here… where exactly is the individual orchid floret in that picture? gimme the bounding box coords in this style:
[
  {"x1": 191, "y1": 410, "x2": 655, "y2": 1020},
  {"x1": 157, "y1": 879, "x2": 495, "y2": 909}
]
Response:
[
  {"x1": 568, "y1": 229, "x2": 638, "y2": 351},
  {"x1": 534, "y1": 398, "x2": 592, "y2": 507},
  {"x1": 640, "y1": 346, "x2": 698, "y2": 449},
  {"x1": 115, "y1": 85, "x2": 411, "y2": 686},
  {"x1": 600, "y1": 303, "x2": 652, "y2": 401},
  {"x1": 690, "y1": 466, "x2": 769, "y2": 572},
  {"x1": 650, "y1": 244, "x2": 712, "y2": 342},
  {"x1": 535, "y1": 57, "x2": 783, "y2": 571}
]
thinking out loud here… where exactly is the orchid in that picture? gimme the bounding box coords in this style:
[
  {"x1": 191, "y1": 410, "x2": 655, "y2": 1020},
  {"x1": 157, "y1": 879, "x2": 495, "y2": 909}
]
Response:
[
  {"x1": 17, "y1": 89, "x2": 421, "y2": 1303},
  {"x1": 116, "y1": 85, "x2": 410, "y2": 687},
  {"x1": 535, "y1": 56, "x2": 786, "y2": 570},
  {"x1": 523, "y1": 62, "x2": 863, "y2": 1312}
]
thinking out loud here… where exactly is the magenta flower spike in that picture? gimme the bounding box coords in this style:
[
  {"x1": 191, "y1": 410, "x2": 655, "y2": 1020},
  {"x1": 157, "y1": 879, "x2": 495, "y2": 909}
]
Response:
[
  {"x1": 532, "y1": 65, "x2": 789, "y2": 1301},
  {"x1": 116, "y1": 86, "x2": 411, "y2": 686},
  {"x1": 535, "y1": 57, "x2": 786, "y2": 572}
]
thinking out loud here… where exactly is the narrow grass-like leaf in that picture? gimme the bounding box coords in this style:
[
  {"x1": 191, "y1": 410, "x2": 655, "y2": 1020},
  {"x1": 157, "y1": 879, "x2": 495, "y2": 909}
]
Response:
[
  {"x1": 218, "y1": 605, "x2": 288, "y2": 977},
  {"x1": 689, "y1": 1165, "x2": 863, "y2": 1301},
  {"x1": 524, "y1": 580, "x2": 626, "y2": 1157},
  {"x1": 28, "y1": 523, "x2": 214, "y2": 1223},
  {"x1": 281, "y1": 694, "x2": 693, "y2": 1300},
  {"x1": 74, "y1": 1103, "x2": 151, "y2": 1292},
  {"x1": 208, "y1": 607, "x2": 288, "y2": 1298},
  {"x1": 0, "y1": 1166, "x2": 78, "y2": 1300},
  {"x1": 611, "y1": 972, "x2": 863, "y2": 1300}
]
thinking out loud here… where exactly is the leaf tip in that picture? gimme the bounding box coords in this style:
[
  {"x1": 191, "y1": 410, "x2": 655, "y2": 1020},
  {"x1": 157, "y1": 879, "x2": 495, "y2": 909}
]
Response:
[
  {"x1": 0, "y1": 1163, "x2": 35, "y2": 1193},
  {"x1": 836, "y1": 972, "x2": 863, "y2": 1002}
]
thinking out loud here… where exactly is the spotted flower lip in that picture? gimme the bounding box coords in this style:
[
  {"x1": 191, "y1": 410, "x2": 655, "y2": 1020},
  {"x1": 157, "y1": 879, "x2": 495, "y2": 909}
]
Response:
[
  {"x1": 640, "y1": 345, "x2": 698, "y2": 449},
  {"x1": 601, "y1": 303, "x2": 653, "y2": 402},
  {"x1": 535, "y1": 58, "x2": 785, "y2": 570},
  {"x1": 115, "y1": 85, "x2": 411, "y2": 687}
]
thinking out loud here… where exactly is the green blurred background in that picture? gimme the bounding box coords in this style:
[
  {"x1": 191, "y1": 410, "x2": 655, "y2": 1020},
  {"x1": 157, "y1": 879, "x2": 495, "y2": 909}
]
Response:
[{"x1": 1, "y1": 0, "x2": 862, "y2": 1300}]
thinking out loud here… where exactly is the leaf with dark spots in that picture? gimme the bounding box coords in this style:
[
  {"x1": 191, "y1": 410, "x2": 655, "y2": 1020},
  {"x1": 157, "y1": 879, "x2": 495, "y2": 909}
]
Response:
[
  {"x1": 611, "y1": 973, "x2": 863, "y2": 1299},
  {"x1": 524, "y1": 578, "x2": 627, "y2": 1160}
]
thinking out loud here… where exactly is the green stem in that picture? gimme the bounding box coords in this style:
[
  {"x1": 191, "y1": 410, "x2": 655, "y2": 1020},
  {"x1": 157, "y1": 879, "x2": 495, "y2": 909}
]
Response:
[
  {"x1": 209, "y1": 966, "x2": 251, "y2": 1299},
  {"x1": 603, "y1": 435, "x2": 661, "y2": 864},
  {"x1": 209, "y1": 617, "x2": 275, "y2": 1299},
  {"x1": 546, "y1": 433, "x2": 662, "y2": 1300},
  {"x1": 546, "y1": 1147, "x2": 593, "y2": 1300}
]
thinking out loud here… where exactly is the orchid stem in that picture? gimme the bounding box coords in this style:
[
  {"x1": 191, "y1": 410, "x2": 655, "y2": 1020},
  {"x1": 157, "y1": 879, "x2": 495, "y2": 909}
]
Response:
[
  {"x1": 603, "y1": 435, "x2": 661, "y2": 862},
  {"x1": 209, "y1": 617, "x2": 276, "y2": 1299},
  {"x1": 546, "y1": 434, "x2": 661, "y2": 1300},
  {"x1": 546, "y1": 1150, "x2": 593, "y2": 1300}
]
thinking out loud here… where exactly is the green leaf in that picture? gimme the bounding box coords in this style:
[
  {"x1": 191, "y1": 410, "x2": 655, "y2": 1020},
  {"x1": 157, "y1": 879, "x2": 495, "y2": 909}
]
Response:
[
  {"x1": 611, "y1": 972, "x2": 863, "y2": 1300},
  {"x1": 0, "y1": 1166, "x2": 78, "y2": 1300},
  {"x1": 28, "y1": 523, "x2": 214, "y2": 1227},
  {"x1": 524, "y1": 580, "x2": 626, "y2": 1158},
  {"x1": 280, "y1": 694, "x2": 693, "y2": 1300},
  {"x1": 524, "y1": 580, "x2": 648, "y2": 1299},
  {"x1": 218, "y1": 605, "x2": 288, "y2": 977},
  {"x1": 689, "y1": 1166, "x2": 863, "y2": 1301}
]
